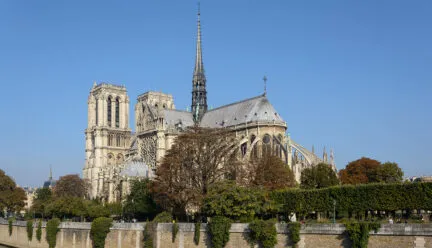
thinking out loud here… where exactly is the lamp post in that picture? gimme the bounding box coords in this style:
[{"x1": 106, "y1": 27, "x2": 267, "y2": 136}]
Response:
[{"x1": 333, "y1": 199, "x2": 336, "y2": 224}]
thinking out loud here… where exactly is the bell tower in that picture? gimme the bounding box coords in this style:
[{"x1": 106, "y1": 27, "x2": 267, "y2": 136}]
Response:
[{"x1": 83, "y1": 82, "x2": 131, "y2": 199}]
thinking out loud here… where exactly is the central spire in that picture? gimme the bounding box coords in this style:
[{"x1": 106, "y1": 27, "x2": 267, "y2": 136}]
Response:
[{"x1": 191, "y1": 3, "x2": 207, "y2": 123}]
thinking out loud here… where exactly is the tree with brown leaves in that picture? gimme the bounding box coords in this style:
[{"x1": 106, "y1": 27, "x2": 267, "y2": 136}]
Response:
[
  {"x1": 338, "y1": 157, "x2": 381, "y2": 184},
  {"x1": 246, "y1": 153, "x2": 297, "y2": 190},
  {"x1": 0, "y1": 169, "x2": 26, "y2": 214},
  {"x1": 152, "y1": 127, "x2": 240, "y2": 218},
  {"x1": 54, "y1": 174, "x2": 88, "y2": 198}
]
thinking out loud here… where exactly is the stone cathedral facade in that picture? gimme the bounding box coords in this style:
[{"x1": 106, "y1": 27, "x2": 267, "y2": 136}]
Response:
[{"x1": 83, "y1": 10, "x2": 335, "y2": 202}]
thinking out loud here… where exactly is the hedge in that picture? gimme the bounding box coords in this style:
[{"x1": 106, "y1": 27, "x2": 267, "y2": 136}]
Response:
[{"x1": 270, "y1": 182, "x2": 432, "y2": 215}]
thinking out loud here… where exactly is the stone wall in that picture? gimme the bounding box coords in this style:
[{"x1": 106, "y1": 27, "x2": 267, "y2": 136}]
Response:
[{"x1": 1, "y1": 219, "x2": 432, "y2": 248}]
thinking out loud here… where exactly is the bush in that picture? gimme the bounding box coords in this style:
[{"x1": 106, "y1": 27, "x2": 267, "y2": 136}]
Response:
[
  {"x1": 46, "y1": 218, "x2": 60, "y2": 248},
  {"x1": 288, "y1": 222, "x2": 301, "y2": 245},
  {"x1": 36, "y1": 220, "x2": 42, "y2": 242},
  {"x1": 248, "y1": 219, "x2": 277, "y2": 248},
  {"x1": 90, "y1": 217, "x2": 113, "y2": 248},
  {"x1": 194, "y1": 222, "x2": 200, "y2": 245},
  {"x1": 8, "y1": 218, "x2": 13, "y2": 236},
  {"x1": 345, "y1": 222, "x2": 380, "y2": 248},
  {"x1": 153, "y1": 211, "x2": 173, "y2": 223},
  {"x1": 172, "y1": 221, "x2": 179, "y2": 243},
  {"x1": 27, "y1": 220, "x2": 34, "y2": 241},
  {"x1": 143, "y1": 222, "x2": 153, "y2": 248},
  {"x1": 208, "y1": 216, "x2": 232, "y2": 248}
]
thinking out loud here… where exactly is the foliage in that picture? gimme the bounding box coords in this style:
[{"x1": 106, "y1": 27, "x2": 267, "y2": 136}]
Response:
[
  {"x1": 247, "y1": 154, "x2": 296, "y2": 190},
  {"x1": 288, "y1": 222, "x2": 301, "y2": 245},
  {"x1": 172, "y1": 221, "x2": 179, "y2": 243},
  {"x1": 194, "y1": 222, "x2": 200, "y2": 245},
  {"x1": 203, "y1": 181, "x2": 271, "y2": 221},
  {"x1": 86, "y1": 200, "x2": 110, "y2": 220},
  {"x1": 90, "y1": 217, "x2": 113, "y2": 248},
  {"x1": 153, "y1": 211, "x2": 173, "y2": 223},
  {"x1": 27, "y1": 220, "x2": 34, "y2": 241},
  {"x1": 8, "y1": 218, "x2": 13, "y2": 236},
  {"x1": 271, "y1": 182, "x2": 432, "y2": 218},
  {"x1": 31, "y1": 188, "x2": 53, "y2": 217},
  {"x1": 248, "y1": 219, "x2": 277, "y2": 248},
  {"x1": 45, "y1": 196, "x2": 87, "y2": 219},
  {"x1": 152, "y1": 127, "x2": 239, "y2": 217},
  {"x1": 36, "y1": 220, "x2": 42, "y2": 242},
  {"x1": 208, "y1": 216, "x2": 232, "y2": 248},
  {"x1": 339, "y1": 157, "x2": 403, "y2": 185},
  {"x1": 105, "y1": 202, "x2": 122, "y2": 216},
  {"x1": 300, "y1": 163, "x2": 339, "y2": 189},
  {"x1": 143, "y1": 222, "x2": 153, "y2": 248},
  {"x1": 0, "y1": 169, "x2": 26, "y2": 213},
  {"x1": 54, "y1": 174, "x2": 87, "y2": 198},
  {"x1": 377, "y1": 162, "x2": 403, "y2": 183},
  {"x1": 344, "y1": 222, "x2": 380, "y2": 248},
  {"x1": 123, "y1": 179, "x2": 160, "y2": 221},
  {"x1": 46, "y1": 218, "x2": 60, "y2": 248}
]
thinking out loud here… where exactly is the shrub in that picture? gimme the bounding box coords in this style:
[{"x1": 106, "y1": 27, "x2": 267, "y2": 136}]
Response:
[
  {"x1": 208, "y1": 216, "x2": 232, "y2": 248},
  {"x1": 288, "y1": 222, "x2": 301, "y2": 245},
  {"x1": 345, "y1": 222, "x2": 380, "y2": 248},
  {"x1": 46, "y1": 218, "x2": 60, "y2": 248},
  {"x1": 143, "y1": 222, "x2": 153, "y2": 248},
  {"x1": 153, "y1": 211, "x2": 172, "y2": 223},
  {"x1": 27, "y1": 220, "x2": 34, "y2": 241},
  {"x1": 8, "y1": 218, "x2": 13, "y2": 236},
  {"x1": 172, "y1": 221, "x2": 179, "y2": 243},
  {"x1": 194, "y1": 222, "x2": 200, "y2": 245},
  {"x1": 248, "y1": 219, "x2": 277, "y2": 248},
  {"x1": 90, "y1": 217, "x2": 113, "y2": 248},
  {"x1": 36, "y1": 220, "x2": 42, "y2": 242}
]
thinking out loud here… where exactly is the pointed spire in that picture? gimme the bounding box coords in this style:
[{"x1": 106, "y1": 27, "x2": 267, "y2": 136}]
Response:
[
  {"x1": 323, "y1": 146, "x2": 328, "y2": 163},
  {"x1": 330, "y1": 148, "x2": 335, "y2": 165},
  {"x1": 49, "y1": 165, "x2": 53, "y2": 181},
  {"x1": 312, "y1": 145, "x2": 315, "y2": 154},
  {"x1": 192, "y1": 2, "x2": 208, "y2": 123}
]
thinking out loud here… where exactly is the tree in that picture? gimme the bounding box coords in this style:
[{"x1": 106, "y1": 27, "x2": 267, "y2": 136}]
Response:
[
  {"x1": 152, "y1": 127, "x2": 239, "y2": 218},
  {"x1": 300, "y1": 163, "x2": 339, "y2": 189},
  {"x1": 376, "y1": 162, "x2": 403, "y2": 183},
  {"x1": 54, "y1": 174, "x2": 87, "y2": 198},
  {"x1": 31, "y1": 188, "x2": 53, "y2": 217},
  {"x1": 202, "y1": 181, "x2": 270, "y2": 221},
  {"x1": 246, "y1": 154, "x2": 296, "y2": 190},
  {"x1": 338, "y1": 157, "x2": 381, "y2": 184},
  {"x1": 123, "y1": 179, "x2": 161, "y2": 221},
  {"x1": 44, "y1": 197, "x2": 87, "y2": 219},
  {"x1": 0, "y1": 169, "x2": 26, "y2": 214}
]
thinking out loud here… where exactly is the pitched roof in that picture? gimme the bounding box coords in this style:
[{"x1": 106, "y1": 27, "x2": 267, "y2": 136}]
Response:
[
  {"x1": 200, "y1": 94, "x2": 285, "y2": 128},
  {"x1": 163, "y1": 109, "x2": 195, "y2": 128}
]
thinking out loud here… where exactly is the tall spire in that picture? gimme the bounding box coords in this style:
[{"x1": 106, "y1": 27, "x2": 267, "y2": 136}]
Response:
[
  {"x1": 49, "y1": 165, "x2": 53, "y2": 181},
  {"x1": 191, "y1": 2, "x2": 207, "y2": 123}
]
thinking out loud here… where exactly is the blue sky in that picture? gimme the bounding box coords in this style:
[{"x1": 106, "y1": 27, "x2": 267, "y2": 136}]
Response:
[{"x1": 1, "y1": 1, "x2": 431, "y2": 187}]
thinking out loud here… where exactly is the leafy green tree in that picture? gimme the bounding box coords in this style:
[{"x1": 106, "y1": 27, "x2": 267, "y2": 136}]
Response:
[
  {"x1": 86, "y1": 200, "x2": 110, "y2": 220},
  {"x1": 123, "y1": 179, "x2": 160, "y2": 221},
  {"x1": 300, "y1": 163, "x2": 339, "y2": 189},
  {"x1": 46, "y1": 218, "x2": 60, "y2": 248},
  {"x1": 90, "y1": 217, "x2": 113, "y2": 248},
  {"x1": 377, "y1": 162, "x2": 403, "y2": 183},
  {"x1": 31, "y1": 187, "x2": 53, "y2": 217},
  {"x1": 0, "y1": 169, "x2": 26, "y2": 214},
  {"x1": 45, "y1": 197, "x2": 87, "y2": 219},
  {"x1": 203, "y1": 181, "x2": 269, "y2": 221}
]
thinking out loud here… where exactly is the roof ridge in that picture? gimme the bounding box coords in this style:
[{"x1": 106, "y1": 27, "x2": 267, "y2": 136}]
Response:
[
  {"x1": 163, "y1": 109, "x2": 192, "y2": 113},
  {"x1": 206, "y1": 94, "x2": 266, "y2": 112}
]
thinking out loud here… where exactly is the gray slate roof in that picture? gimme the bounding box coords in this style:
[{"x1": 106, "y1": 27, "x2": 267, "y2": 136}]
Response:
[
  {"x1": 163, "y1": 109, "x2": 194, "y2": 128},
  {"x1": 200, "y1": 94, "x2": 285, "y2": 128}
]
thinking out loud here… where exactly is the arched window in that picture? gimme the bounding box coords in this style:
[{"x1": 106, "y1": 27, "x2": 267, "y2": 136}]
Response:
[
  {"x1": 251, "y1": 135, "x2": 257, "y2": 158},
  {"x1": 107, "y1": 97, "x2": 112, "y2": 126},
  {"x1": 116, "y1": 135, "x2": 121, "y2": 147},
  {"x1": 115, "y1": 98, "x2": 120, "y2": 128}
]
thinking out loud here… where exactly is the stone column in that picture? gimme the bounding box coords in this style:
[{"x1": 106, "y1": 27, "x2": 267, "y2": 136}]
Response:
[
  {"x1": 126, "y1": 97, "x2": 130, "y2": 129},
  {"x1": 97, "y1": 97, "x2": 104, "y2": 126}
]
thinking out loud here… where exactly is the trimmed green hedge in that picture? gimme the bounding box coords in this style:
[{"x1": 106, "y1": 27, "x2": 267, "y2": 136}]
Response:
[
  {"x1": 27, "y1": 220, "x2": 34, "y2": 241},
  {"x1": 46, "y1": 218, "x2": 60, "y2": 248},
  {"x1": 271, "y1": 182, "x2": 432, "y2": 214},
  {"x1": 208, "y1": 216, "x2": 232, "y2": 248}
]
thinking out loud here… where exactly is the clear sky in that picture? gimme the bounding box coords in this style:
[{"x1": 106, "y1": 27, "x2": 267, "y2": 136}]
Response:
[{"x1": 1, "y1": 1, "x2": 431, "y2": 187}]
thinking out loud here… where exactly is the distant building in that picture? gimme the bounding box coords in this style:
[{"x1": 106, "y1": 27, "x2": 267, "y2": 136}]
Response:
[
  {"x1": 22, "y1": 187, "x2": 38, "y2": 210},
  {"x1": 43, "y1": 167, "x2": 56, "y2": 189}
]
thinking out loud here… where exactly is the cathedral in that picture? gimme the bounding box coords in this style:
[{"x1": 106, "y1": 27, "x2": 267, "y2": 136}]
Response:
[{"x1": 83, "y1": 9, "x2": 335, "y2": 202}]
